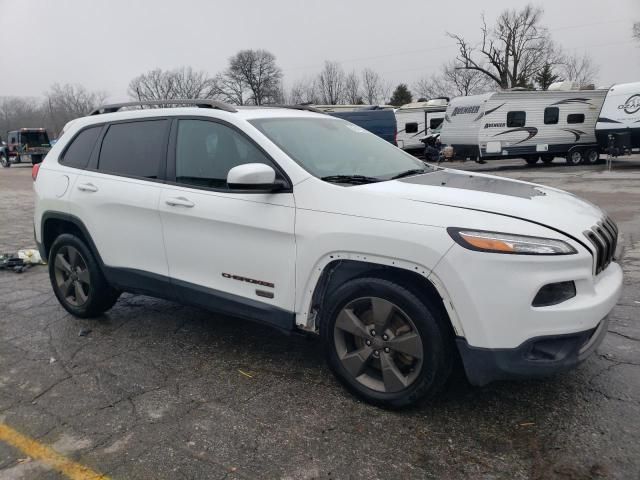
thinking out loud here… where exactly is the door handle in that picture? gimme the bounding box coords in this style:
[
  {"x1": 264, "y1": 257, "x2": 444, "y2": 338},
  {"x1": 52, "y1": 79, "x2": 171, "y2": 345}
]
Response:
[
  {"x1": 165, "y1": 196, "x2": 194, "y2": 208},
  {"x1": 77, "y1": 183, "x2": 98, "y2": 192}
]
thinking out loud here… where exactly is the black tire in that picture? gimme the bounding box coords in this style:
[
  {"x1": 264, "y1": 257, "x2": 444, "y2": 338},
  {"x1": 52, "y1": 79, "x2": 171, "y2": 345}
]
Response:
[
  {"x1": 48, "y1": 233, "x2": 120, "y2": 318},
  {"x1": 0, "y1": 154, "x2": 9, "y2": 168},
  {"x1": 566, "y1": 150, "x2": 583, "y2": 165},
  {"x1": 541, "y1": 155, "x2": 554, "y2": 164},
  {"x1": 524, "y1": 156, "x2": 539, "y2": 165},
  {"x1": 585, "y1": 149, "x2": 600, "y2": 165},
  {"x1": 320, "y1": 277, "x2": 452, "y2": 409}
]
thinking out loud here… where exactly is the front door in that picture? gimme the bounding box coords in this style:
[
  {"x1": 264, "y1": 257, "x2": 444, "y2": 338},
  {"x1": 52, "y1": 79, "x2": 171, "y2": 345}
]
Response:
[{"x1": 159, "y1": 118, "x2": 296, "y2": 326}]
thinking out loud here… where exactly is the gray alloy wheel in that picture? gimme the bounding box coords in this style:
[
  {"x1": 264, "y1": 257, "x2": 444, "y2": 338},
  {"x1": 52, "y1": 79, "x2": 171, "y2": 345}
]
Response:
[
  {"x1": 567, "y1": 150, "x2": 583, "y2": 165},
  {"x1": 585, "y1": 149, "x2": 600, "y2": 165},
  {"x1": 333, "y1": 296, "x2": 424, "y2": 393},
  {"x1": 0, "y1": 154, "x2": 9, "y2": 168},
  {"x1": 53, "y1": 245, "x2": 91, "y2": 307}
]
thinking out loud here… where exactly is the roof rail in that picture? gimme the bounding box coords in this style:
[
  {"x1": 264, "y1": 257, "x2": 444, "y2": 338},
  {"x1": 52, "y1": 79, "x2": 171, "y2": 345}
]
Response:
[
  {"x1": 88, "y1": 99, "x2": 238, "y2": 116},
  {"x1": 266, "y1": 104, "x2": 324, "y2": 114}
]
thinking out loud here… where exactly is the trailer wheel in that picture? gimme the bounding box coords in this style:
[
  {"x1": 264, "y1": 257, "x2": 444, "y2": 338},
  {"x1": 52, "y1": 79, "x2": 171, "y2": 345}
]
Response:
[
  {"x1": 524, "y1": 156, "x2": 539, "y2": 165},
  {"x1": 541, "y1": 155, "x2": 554, "y2": 164},
  {"x1": 0, "y1": 154, "x2": 9, "y2": 168},
  {"x1": 566, "y1": 150, "x2": 583, "y2": 165},
  {"x1": 585, "y1": 149, "x2": 600, "y2": 165}
]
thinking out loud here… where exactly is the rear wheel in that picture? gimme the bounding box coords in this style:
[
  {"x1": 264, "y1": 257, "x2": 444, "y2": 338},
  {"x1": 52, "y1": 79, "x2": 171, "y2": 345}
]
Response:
[
  {"x1": 566, "y1": 150, "x2": 583, "y2": 165},
  {"x1": 585, "y1": 149, "x2": 600, "y2": 165},
  {"x1": 541, "y1": 155, "x2": 554, "y2": 164},
  {"x1": 0, "y1": 154, "x2": 9, "y2": 168},
  {"x1": 321, "y1": 277, "x2": 452, "y2": 409},
  {"x1": 524, "y1": 156, "x2": 539, "y2": 165},
  {"x1": 49, "y1": 234, "x2": 120, "y2": 318}
]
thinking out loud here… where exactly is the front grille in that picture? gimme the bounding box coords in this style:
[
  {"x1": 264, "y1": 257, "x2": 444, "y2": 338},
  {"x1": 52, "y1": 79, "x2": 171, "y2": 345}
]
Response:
[{"x1": 584, "y1": 217, "x2": 618, "y2": 275}]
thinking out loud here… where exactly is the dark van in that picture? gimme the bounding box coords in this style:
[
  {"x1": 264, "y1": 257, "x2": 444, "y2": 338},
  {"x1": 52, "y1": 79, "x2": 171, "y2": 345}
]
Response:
[{"x1": 328, "y1": 108, "x2": 397, "y2": 145}]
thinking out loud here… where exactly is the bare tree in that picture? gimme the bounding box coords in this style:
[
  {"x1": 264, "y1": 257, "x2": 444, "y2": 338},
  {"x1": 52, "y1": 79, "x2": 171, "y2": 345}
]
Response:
[
  {"x1": 633, "y1": 22, "x2": 640, "y2": 42},
  {"x1": 289, "y1": 78, "x2": 320, "y2": 104},
  {"x1": 448, "y1": 4, "x2": 560, "y2": 89},
  {"x1": 214, "y1": 71, "x2": 246, "y2": 105},
  {"x1": 343, "y1": 71, "x2": 362, "y2": 104},
  {"x1": 0, "y1": 97, "x2": 45, "y2": 137},
  {"x1": 413, "y1": 74, "x2": 447, "y2": 100},
  {"x1": 414, "y1": 62, "x2": 492, "y2": 100},
  {"x1": 561, "y1": 53, "x2": 598, "y2": 86},
  {"x1": 128, "y1": 67, "x2": 217, "y2": 101},
  {"x1": 361, "y1": 68, "x2": 383, "y2": 104},
  {"x1": 223, "y1": 50, "x2": 283, "y2": 105},
  {"x1": 45, "y1": 84, "x2": 107, "y2": 134},
  {"x1": 317, "y1": 61, "x2": 345, "y2": 105}
]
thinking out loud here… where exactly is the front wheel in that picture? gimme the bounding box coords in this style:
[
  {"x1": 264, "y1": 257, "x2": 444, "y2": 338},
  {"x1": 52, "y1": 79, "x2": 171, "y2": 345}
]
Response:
[
  {"x1": 321, "y1": 277, "x2": 452, "y2": 408},
  {"x1": 541, "y1": 155, "x2": 554, "y2": 164},
  {"x1": 585, "y1": 149, "x2": 600, "y2": 165},
  {"x1": 0, "y1": 154, "x2": 9, "y2": 168},
  {"x1": 566, "y1": 150, "x2": 583, "y2": 165},
  {"x1": 524, "y1": 156, "x2": 539, "y2": 165},
  {"x1": 49, "y1": 234, "x2": 120, "y2": 318}
]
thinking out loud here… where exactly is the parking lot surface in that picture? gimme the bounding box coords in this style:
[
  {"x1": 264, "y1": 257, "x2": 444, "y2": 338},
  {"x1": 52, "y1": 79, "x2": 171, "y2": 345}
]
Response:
[{"x1": 1, "y1": 158, "x2": 639, "y2": 479}]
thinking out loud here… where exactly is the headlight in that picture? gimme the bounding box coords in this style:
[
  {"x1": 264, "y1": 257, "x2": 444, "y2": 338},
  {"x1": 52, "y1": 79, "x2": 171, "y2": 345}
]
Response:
[{"x1": 447, "y1": 228, "x2": 577, "y2": 255}]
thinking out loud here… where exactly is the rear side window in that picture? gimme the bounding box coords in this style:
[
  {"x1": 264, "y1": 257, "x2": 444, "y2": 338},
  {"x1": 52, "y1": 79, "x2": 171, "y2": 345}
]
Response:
[
  {"x1": 405, "y1": 122, "x2": 418, "y2": 134},
  {"x1": 507, "y1": 111, "x2": 526, "y2": 128},
  {"x1": 98, "y1": 120, "x2": 167, "y2": 178},
  {"x1": 544, "y1": 107, "x2": 559, "y2": 125},
  {"x1": 60, "y1": 126, "x2": 101, "y2": 169},
  {"x1": 567, "y1": 113, "x2": 585, "y2": 124}
]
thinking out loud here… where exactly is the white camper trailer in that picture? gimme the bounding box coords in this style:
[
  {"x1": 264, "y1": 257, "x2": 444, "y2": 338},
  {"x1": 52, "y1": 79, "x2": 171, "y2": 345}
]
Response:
[
  {"x1": 395, "y1": 98, "x2": 448, "y2": 152},
  {"x1": 440, "y1": 89, "x2": 607, "y2": 165},
  {"x1": 595, "y1": 81, "x2": 640, "y2": 153}
]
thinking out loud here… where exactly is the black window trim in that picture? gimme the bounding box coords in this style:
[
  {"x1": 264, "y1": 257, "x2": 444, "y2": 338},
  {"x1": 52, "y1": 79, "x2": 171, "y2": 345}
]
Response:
[
  {"x1": 86, "y1": 116, "x2": 172, "y2": 184},
  {"x1": 506, "y1": 110, "x2": 526, "y2": 128},
  {"x1": 165, "y1": 115, "x2": 293, "y2": 194},
  {"x1": 567, "y1": 113, "x2": 585, "y2": 124},
  {"x1": 58, "y1": 124, "x2": 107, "y2": 169}
]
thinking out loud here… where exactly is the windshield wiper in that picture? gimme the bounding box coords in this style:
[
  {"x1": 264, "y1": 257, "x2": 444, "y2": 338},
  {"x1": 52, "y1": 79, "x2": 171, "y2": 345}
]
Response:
[
  {"x1": 390, "y1": 168, "x2": 428, "y2": 180},
  {"x1": 321, "y1": 175, "x2": 381, "y2": 185}
]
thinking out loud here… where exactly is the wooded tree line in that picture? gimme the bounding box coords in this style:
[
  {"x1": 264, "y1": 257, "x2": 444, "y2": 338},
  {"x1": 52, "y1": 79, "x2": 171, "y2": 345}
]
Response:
[{"x1": 2, "y1": 5, "x2": 637, "y2": 137}]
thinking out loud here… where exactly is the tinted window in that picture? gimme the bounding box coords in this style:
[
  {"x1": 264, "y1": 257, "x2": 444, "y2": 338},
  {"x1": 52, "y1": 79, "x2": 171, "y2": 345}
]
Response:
[
  {"x1": 60, "y1": 127, "x2": 101, "y2": 169},
  {"x1": 405, "y1": 122, "x2": 418, "y2": 134},
  {"x1": 430, "y1": 118, "x2": 444, "y2": 130},
  {"x1": 175, "y1": 120, "x2": 272, "y2": 189},
  {"x1": 98, "y1": 120, "x2": 167, "y2": 178},
  {"x1": 544, "y1": 107, "x2": 559, "y2": 125},
  {"x1": 507, "y1": 111, "x2": 526, "y2": 127},
  {"x1": 567, "y1": 113, "x2": 585, "y2": 124}
]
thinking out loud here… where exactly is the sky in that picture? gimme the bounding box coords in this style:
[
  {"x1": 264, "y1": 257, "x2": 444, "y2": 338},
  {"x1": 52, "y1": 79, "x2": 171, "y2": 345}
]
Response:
[{"x1": 0, "y1": 0, "x2": 638, "y2": 101}]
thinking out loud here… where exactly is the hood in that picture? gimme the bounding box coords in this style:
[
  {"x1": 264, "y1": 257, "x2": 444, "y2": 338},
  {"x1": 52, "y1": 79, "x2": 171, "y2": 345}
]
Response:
[{"x1": 361, "y1": 169, "x2": 606, "y2": 242}]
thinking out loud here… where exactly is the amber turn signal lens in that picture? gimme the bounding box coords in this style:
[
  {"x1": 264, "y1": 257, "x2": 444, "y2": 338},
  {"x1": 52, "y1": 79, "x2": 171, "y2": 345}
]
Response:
[{"x1": 459, "y1": 233, "x2": 515, "y2": 252}]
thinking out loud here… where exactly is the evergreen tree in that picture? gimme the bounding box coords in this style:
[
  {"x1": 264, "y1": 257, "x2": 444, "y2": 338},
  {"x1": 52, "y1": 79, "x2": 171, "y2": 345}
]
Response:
[
  {"x1": 389, "y1": 84, "x2": 413, "y2": 106},
  {"x1": 535, "y1": 63, "x2": 561, "y2": 90}
]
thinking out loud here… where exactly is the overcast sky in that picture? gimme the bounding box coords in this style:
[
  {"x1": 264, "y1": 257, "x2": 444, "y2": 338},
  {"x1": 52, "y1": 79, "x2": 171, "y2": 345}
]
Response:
[{"x1": 1, "y1": 0, "x2": 638, "y2": 101}]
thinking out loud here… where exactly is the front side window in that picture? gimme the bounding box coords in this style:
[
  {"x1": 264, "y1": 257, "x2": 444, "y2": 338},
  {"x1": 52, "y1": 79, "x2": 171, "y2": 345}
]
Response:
[
  {"x1": 250, "y1": 117, "x2": 429, "y2": 180},
  {"x1": 567, "y1": 113, "x2": 585, "y2": 124},
  {"x1": 60, "y1": 126, "x2": 101, "y2": 169},
  {"x1": 507, "y1": 111, "x2": 526, "y2": 128},
  {"x1": 98, "y1": 120, "x2": 167, "y2": 178},
  {"x1": 175, "y1": 119, "x2": 273, "y2": 189},
  {"x1": 544, "y1": 107, "x2": 559, "y2": 125},
  {"x1": 430, "y1": 118, "x2": 444, "y2": 131},
  {"x1": 405, "y1": 122, "x2": 418, "y2": 134}
]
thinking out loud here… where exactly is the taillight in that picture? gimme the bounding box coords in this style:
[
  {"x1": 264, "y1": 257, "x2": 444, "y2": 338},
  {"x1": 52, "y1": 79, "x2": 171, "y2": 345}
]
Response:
[{"x1": 32, "y1": 163, "x2": 40, "y2": 181}]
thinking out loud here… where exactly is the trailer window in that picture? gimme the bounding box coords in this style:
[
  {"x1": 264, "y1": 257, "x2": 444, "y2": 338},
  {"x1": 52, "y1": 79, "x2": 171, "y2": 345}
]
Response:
[
  {"x1": 507, "y1": 111, "x2": 526, "y2": 128},
  {"x1": 405, "y1": 122, "x2": 418, "y2": 134},
  {"x1": 430, "y1": 118, "x2": 444, "y2": 130},
  {"x1": 544, "y1": 107, "x2": 559, "y2": 125},
  {"x1": 567, "y1": 113, "x2": 585, "y2": 124}
]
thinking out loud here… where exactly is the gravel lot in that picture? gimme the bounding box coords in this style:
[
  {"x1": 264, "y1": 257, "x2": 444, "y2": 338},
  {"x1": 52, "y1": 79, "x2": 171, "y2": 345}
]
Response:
[{"x1": 1, "y1": 157, "x2": 639, "y2": 479}]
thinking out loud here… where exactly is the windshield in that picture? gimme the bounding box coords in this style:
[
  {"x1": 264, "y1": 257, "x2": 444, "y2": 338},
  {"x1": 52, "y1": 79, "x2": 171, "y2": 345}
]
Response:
[
  {"x1": 249, "y1": 117, "x2": 431, "y2": 181},
  {"x1": 22, "y1": 131, "x2": 50, "y2": 146}
]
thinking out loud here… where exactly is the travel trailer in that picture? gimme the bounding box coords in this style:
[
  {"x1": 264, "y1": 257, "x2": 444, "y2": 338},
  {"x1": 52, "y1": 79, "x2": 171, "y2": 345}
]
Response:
[
  {"x1": 440, "y1": 89, "x2": 607, "y2": 165},
  {"x1": 394, "y1": 98, "x2": 449, "y2": 152},
  {"x1": 595, "y1": 81, "x2": 640, "y2": 153}
]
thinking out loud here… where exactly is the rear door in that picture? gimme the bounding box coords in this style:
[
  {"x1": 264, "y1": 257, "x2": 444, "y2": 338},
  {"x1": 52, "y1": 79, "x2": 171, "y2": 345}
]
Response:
[
  {"x1": 158, "y1": 118, "x2": 296, "y2": 323},
  {"x1": 68, "y1": 118, "x2": 171, "y2": 279}
]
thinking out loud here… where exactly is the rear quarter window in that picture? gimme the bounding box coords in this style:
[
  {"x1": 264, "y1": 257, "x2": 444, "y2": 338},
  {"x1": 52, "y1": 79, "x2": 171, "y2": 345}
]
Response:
[
  {"x1": 60, "y1": 126, "x2": 102, "y2": 169},
  {"x1": 98, "y1": 120, "x2": 168, "y2": 178}
]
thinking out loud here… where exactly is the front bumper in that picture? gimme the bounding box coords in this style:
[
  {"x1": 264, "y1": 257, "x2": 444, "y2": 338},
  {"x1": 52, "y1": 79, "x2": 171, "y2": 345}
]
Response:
[{"x1": 457, "y1": 315, "x2": 609, "y2": 386}]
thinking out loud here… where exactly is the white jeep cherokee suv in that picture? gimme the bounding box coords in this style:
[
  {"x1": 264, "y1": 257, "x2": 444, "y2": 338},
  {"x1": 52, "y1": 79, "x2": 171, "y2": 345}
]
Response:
[{"x1": 33, "y1": 100, "x2": 623, "y2": 408}]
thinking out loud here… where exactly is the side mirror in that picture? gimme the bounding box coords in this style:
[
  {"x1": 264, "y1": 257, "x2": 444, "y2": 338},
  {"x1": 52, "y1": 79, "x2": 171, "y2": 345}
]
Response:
[{"x1": 227, "y1": 163, "x2": 281, "y2": 191}]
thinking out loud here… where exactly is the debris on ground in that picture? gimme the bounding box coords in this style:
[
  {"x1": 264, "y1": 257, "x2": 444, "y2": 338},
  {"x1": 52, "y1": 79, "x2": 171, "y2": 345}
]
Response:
[
  {"x1": 78, "y1": 328, "x2": 92, "y2": 337},
  {"x1": 0, "y1": 249, "x2": 46, "y2": 273},
  {"x1": 238, "y1": 369, "x2": 254, "y2": 378}
]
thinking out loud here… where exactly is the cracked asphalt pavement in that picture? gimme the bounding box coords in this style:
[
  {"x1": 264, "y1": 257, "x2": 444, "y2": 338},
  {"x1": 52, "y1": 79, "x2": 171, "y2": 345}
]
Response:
[{"x1": 1, "y1": 158, "x2": 639, "y2": 479}]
